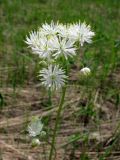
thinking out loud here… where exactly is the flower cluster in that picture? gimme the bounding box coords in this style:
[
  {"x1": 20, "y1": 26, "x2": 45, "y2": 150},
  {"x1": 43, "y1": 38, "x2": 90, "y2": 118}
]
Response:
[{"x1": 25, "y1": 21, "x2": 95, "y2": 90}]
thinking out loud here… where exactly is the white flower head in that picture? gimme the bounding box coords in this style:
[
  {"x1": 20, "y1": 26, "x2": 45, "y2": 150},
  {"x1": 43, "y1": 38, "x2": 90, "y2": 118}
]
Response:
[
  {"x1": 40, "y1": 21, "x2": 62, "y2": 37},
  {"x1": 28, "y1": 118, "x2": 43, "y2": 137},
  {"x1": 58, "y1": 24, "x2": 69, "y2": 38},
  {"x1": 25, "y1": 31, "x2": 41, "y2": 48},
  {"x1": 80, "y1": 67, "x2": 91, "y2": 75},
  {"x1": 31, "y1": 36, "x2": 53, "y2": 59},
  {"x1": 69, "y1": 22, "x2": 95, "y2": 46},
  {"x1": 25, "y1": 31, "x2": 52, "y2": 59},
  {"x1": 49, "y1": 36, "x2": 76, "y2": 59},
  {"x1": 39, "y1": 65, "x2": 67, "y2": 90}
]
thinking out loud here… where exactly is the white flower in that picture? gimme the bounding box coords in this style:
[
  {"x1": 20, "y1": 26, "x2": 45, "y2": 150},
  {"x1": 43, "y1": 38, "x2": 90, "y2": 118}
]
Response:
[
  {"x1": 25, "y1": 32, "x2": 53, "y2": 59},
  {"x1": 25, "y1": 31, "x2": 52, "y2": 59},
  {"x1": 58, "y1": 24, "x2": 69, "y2": 38},
  {"x1": 80, "y1": 67, "x2": 91, "y2": 75},
  {"x1": 25, "y1": 31, "x2": 41, "y2": 48},
  {"x1": 39, "y1": 65, "x2": 67, "y2": 90},
  {"x1": 40, "y1": 21, "x2": 62, "y2": 37},
  {"x1": 58, "y1": 24, "x2": 77, "y2": 40},
  {"x1": 69, "y1": 22, "x2": 95, "y2": 46},
  {"x1": 49, "y1": 36, "x2": 76, "y2": 59},
  {"x1": 28, "y1": 118, "x2": 43, "y2": 137},
  {"x1": 31, "y1": 36, "x2": 52, "y2": 59}
]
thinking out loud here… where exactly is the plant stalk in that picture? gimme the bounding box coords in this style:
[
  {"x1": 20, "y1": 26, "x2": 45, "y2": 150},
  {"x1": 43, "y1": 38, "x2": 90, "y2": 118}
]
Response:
[{"x1": 49, "y1": 87, "x2": 66, "y2": 160}]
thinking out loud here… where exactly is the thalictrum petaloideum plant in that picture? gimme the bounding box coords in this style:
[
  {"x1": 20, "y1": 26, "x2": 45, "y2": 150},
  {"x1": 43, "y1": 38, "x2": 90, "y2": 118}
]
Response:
[{"x1": 25, "y1": 21, "x2": 95, "y2": 160}]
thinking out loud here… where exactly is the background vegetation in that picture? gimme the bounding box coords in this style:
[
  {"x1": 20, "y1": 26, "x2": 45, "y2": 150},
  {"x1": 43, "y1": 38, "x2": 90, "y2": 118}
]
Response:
[{"x1": 0, "y1": 0, "x2": 120, "y2": 159}]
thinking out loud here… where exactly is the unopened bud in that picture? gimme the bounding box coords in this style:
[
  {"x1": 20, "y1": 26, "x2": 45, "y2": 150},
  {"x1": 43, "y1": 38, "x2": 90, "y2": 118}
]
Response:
[
  {"x1": 80, "y1": 67, "x2": 91, "y2": 76},
  {"x1": 40, "y1": 131, "x2": 46, "y2": 138},
  {"x1": 32, "y1": 138, "x2": 41, "y2": 147}
]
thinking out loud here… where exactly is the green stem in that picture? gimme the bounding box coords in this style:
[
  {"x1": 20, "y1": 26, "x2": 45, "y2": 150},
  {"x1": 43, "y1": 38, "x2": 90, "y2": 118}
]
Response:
[
  {"x1": 49, "y1": 87, "x2": 66, "y2": 160},
  {"x1": 48, "y1": 89, "x2": 52, "y2": 106}
]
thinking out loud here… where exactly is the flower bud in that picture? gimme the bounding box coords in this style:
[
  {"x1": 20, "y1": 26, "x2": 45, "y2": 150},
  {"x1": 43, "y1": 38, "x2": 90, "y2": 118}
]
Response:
[
  {"x1": 32, "y1": 138, "x2": 41, "y2": 147},
  {"x1": 80, "y1": 67, "x2": 91, "y2": 76},
  {"x1": 40, "y1": 131, "x2": 46, "y2": 138}
]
